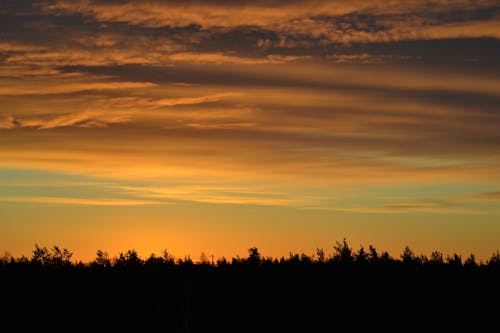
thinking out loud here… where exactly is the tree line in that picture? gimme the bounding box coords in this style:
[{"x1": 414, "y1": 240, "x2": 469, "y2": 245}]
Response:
[
  {"x1": 1, "y1": 240, "x2": 499, "y2": 332},
  {"x1": 2, "y1": 239, "x2": 499, "y2": 269}
]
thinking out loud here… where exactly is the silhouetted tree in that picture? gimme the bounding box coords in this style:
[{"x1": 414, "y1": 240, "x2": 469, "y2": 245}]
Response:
[
  {"x1": 31, "y1": 244, "x2": 50, "y2": 265},
  {"x1": 179, "y1": 255, "x2": 193, "y2": 265},
  {"x1": 300, "y1": 253, "x2": 312, "y2": 263},
  {"x1": 316, "y1": 248, "x2": 325, "y2": 263},
  {"x1": 288, "y1": 252, "x2": 301, "y2": 264},
  {"x1": 14, "y1": 255, "x2": 29, "y2": 265},
  {"x1": 116, "y1": 249, "x2": 142, "y2": 269},
  {"x1": 368, "y1": 245, "x2": 379, "y2": 262},
  {"x1": 464, "y1": 254, "x2": 478, "y2": 268},
  {"x1": 429, "y1": 251, "x2": 444, "y2": 265},
  {"x1": 145, "y1": 253, "x2": 165, "y2": 267},
  {"x1": 217, "y1": 256, "x2": 228, "y2": 266},
  {"x1": 488, "y1": 250, "x2": 500, "y2": 267},
  {"x1": 247, "y1": 247, "x2": 261, "y2": 265},
  {"x1": 355, "y1": 246, "x2": 368, "y2": 263},
  {"x1": 332, "y1": 239, "x2": 353, "y2": 264},
  {"x1": 94, "y1": 249, "x2": 111, "y2": 268},
  {"x1": 162, "y1": 250, "x2": 175, "y2": 265},
  {"x1": 401, "y1": 246, "x2": 418, "y2": 264},
  {"x1": 31, "y1": 244, "x2": 72, "y2": 267},
  {"x1": 231, "y1": 256, "x2": 242, "y2": 265},
  {"x1": 380, "y1": 251, "x2": 391, "y2": 262},
  {"x1": 446, "y1": 253, "x2": 462, "y2": 267},
  {"x1": 50, "y1": 246, "x2": 73, "y2": 266},
  {"x1": 199, "y1": 252, "x2": 210, "y2": 264},
  {"x1": 1, "y1": 251, "x2": 12, "y2": 264}
]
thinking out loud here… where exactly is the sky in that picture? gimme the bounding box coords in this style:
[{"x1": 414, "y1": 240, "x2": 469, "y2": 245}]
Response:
[{"x1": 0, "y1": 0, "x2": 499, "y2": 261}]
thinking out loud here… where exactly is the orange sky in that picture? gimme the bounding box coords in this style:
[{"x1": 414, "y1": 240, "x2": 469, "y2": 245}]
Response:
[{"x1": 0, "y1": 0, "x2": 499, "y2": 261}]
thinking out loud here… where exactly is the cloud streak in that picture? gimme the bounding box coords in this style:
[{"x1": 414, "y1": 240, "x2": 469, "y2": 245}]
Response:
[
  {"x1": 0, "y1": 80, "x2": 157, "y2": 96},
  {"x1": 0, "y1": 196, "x2": 161, "y2": 206},
  {"x1": 40, "y1": 0, "x2": 500, "y2": 45},
  {"x1": 472, "y1": 192, "x2": 500, "y2": 200}
]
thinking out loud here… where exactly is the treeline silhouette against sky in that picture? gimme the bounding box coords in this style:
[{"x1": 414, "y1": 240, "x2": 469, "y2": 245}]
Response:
[{"x1": 1, "y1": 240, "x2": 499, "y2": 332}]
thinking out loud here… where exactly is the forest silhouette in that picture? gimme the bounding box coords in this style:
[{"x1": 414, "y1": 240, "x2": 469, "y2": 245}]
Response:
[{"x1": 1, "y1": 240, "x2": 499, "y2": 332}]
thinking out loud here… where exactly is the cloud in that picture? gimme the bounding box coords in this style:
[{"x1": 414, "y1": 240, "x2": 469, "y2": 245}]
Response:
[
  {"x1": 181, "y1": 121, "x2": 257, "y2": 130},
  {"x1": 472, "y1": 192, "x2": 500, "y2": 200},
  {"x1": 2, "y1": 38, "x2": 184, "y2": 70},
  {"x1": 326, "y1": 54, "x2": 391, "y2": 64},
  {"x1": 301, "y1": 198, "x2": 480, "y2": 214},
  {"x1": 112, "y1": 184, "x2": 302, "y2": 206},
  {"x1": 167, "y1": 52, "x2": 310, "y2": 64},
  {"x1": 0, "y1": 80, "x2": 157, "y2": 96},
  {"x1": 42, "y1": 1, "x2": 498, "y2": 28},
  {"x1": 0, "y1": 196, "x2": 161, "y2": 206},
  {"x1": 154, "y1": 93, "x2": 242, "y2": 107},
  {"x1": 0, "y1": 42, "x2": 46, "y2": 52},
  {"x1": 381, "y1": 202, "x2": 445, "y2": 211},
  {"x1": 12, "y1": 110, "x2": 134, "y2": 129},
  {"x1": 0, "y1": 116, "x2": 17, "y2": 129},
  {"x1": 40, "y1": 0, "x2": 500, "y2": 44}
]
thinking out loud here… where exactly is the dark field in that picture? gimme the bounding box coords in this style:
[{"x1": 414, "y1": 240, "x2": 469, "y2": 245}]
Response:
[{"x1": 1, "y1": 242, "x2": 499, "y2": 333}]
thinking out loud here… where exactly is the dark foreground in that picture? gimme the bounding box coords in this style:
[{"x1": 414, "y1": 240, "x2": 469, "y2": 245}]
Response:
[{"x1": 1, "y1": 243, "x2": 499, "y2": 332}]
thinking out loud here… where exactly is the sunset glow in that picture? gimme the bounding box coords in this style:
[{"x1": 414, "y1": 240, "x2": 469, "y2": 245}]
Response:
[{"x1": 1, "y1": 0, "x2": 499, "y2": 261}]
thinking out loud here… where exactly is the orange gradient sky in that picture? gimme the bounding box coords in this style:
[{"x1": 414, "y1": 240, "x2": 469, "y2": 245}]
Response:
[{"x1": 0, "y1": 0, "x2": 499, "y2": 261}]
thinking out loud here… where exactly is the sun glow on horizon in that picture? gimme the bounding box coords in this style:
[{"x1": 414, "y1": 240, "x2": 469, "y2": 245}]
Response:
[{"x1": 1, "y1": 0, "x2": 499, "y2": 261}]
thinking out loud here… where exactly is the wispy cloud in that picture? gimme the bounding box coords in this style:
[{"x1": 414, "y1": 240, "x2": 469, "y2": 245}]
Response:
[
  {"x1": 12, "y1": 110, "x2": 134, "y2": 129},
  {"x1": 472, "y1": 192, "x2": 500, "y2": 200},
  {"x1": 167, "y1": 53, "x2": 310, "y2": 65},
  {"x1": 310, "y1": 202, "x2": 480, "y2": 214},
  {"x1": 0, "y1": 196, "x2": 161, "y2": 206},
  {"x1": 0, "y1": 80, "x2": 157, "y2": 96},
  {"x1": 112, "y1": 185, "x2": 302, "y2": 206},
  {"x1": 154, "y1": 93, "x2": 242, "y2": 107},
  {"x1": 0, "y1": 116, "x2": 17, "y2": 129}
]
